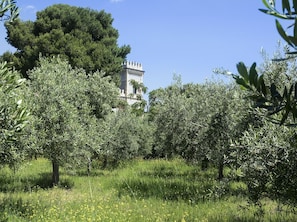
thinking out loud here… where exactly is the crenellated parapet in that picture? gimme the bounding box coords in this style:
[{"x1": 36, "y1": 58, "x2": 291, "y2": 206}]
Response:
[
  {"x1": 120, "y1": 60, "x2": 145, "y2": 105},
  {"x1": 122, "y1": 60, "x2": 143, "y2": 71}
]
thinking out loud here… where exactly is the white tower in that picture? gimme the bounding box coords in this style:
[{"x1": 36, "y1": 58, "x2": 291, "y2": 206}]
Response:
[{"x1": 120, "y1": 61, "x2": 145, "y2": 105}]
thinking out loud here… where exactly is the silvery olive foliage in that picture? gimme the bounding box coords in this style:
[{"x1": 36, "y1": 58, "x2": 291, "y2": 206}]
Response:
[
  {"x1": 0, "y1": 62, "x2": 28, "y2": 168},
  {"x1": 234, "y1": 0, "x2": 297, "y2": 125},
  {"x1": 27, "y1": 56, "x2": 119, "y2": 184},
  {"x1": 0, "y1": 0, "x2": 29, "y2": 169},
  {"x1": 149, "y1": 75, "x2": 249, "y2": 180},
  {"x1": 230, "y1": 0, "x2": 297, "y2": 205},
  {"x1": 236, "y1": 119, "x2": 297, "y2": 205},
  {"x1": 99, "y1": 108, "x2": 153, "y2": 167}
]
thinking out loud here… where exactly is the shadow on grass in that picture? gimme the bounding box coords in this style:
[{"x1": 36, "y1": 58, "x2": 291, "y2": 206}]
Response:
[
  {"x1": 0, "y1": 196, "x2": 34, "y2": 221},
  {"x1": 25, "y1": 172, "x2": 74, "y2": 191},
  {"x1": 117, "y1": 177, "x2": 217, "y2": 203},
  {"x1": 0, "y1": 171, "x2": 74, "y2": 192},
  {"x1": 75, "y1": 170, "x2": 106, "y2": 177},
  {"x1": 116, "y1": 167, "x2": 229, "y2": 203},
  {"x1": 116, "y1": 163, "x2": 247, "y2": 203}
]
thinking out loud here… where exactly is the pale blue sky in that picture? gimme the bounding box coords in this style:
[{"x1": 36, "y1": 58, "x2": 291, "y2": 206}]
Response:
[{"x1": 0, "y1": 1, "x2": 284, "y2": 93}]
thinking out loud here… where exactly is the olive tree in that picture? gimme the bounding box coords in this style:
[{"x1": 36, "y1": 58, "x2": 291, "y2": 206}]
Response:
[
  {"x1": 149, "y1": 75, "x2": 248, "y2": 175},
  {"x1": 228, "y1": 1, "x2": 297, "y2": 205},
  {"x1": 231, "y1": 46, "x2": 297, "y2": 205},
  {"x1": 99, "y1": 109, "x2": 153, "y2": 168},
  {"x1": 149, "y1": 77, "x2": 198, "y2": 159},
  {"x1": 28, "y1": 56, "x2": 119, "y2": 185},
  {"x1": 0, "y1": 62, "x2": 28, "y2": 168},
  {"x1": 0, "y1": 0, "x2": 30, "y2": 169},
  {"x1": 228, "y1": 0, "x2": 297, "y2": 204},
  {"x1": 236, "y1": 120, "x2": 297, "y2": 205}
]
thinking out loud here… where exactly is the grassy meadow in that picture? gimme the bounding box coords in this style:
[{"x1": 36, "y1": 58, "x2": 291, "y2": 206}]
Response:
[{"x1": 0, "y1": 158, "x2": 296, "y2": 222}]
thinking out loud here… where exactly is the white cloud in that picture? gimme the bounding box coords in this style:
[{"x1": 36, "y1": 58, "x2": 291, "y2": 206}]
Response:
[
  {"x1": 110, "y1": 0, "x2": 124, "y2": 3},
  {"x1": 23, "y1": 5, "x2": 37, "y2": 14},
  {"x1": 24, "y1": 5, "x2": 37, "y2": 12},
  {"x1": 19, "y1": 5, "x2": 37, "y2": 20},
  {"x1": 25, "y1": 5, "x2": 35, "y2": 10}
]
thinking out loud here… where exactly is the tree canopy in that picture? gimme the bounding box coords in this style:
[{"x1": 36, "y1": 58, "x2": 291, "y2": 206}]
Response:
[
  {"x1": 2, "y1": 4, "x2": 130, "y2": 80},
  {"x1": 148, "y1": 76, "x2": 250, "y2": 179},
  {"x1": 27, "y1": 56, "x2": 119, "y2": 185},
  {"x1": 0, "y1": 62, "x2": 28, "y2": 168}
]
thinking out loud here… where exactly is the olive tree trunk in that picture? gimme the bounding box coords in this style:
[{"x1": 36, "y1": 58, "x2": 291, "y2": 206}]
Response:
[{"x1": 52, "y1": 161, "x2": 60, "y2": 186}]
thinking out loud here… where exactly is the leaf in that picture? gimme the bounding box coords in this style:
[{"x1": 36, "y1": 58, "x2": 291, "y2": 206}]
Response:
[
  {"x1": 236, "y1": 62, "x2": 249, "y2": 82},
  {"x1": 286, "y1": 50, "x2": 297, "y2": 54},
  {"x1": 252, "y1": 96, "x2": 268, "y2": 108},
  {"x1": 17, "y1": 99, "x2": 22, "y2": 105},
  {"x1": 292, "y1": 102, "x2": 297, "y2": 121},
  {"x1": 270, "y1": 83, "x2": 282, "y2": 101},
  {"x1": 282, "y1": 0, "x2": 291, "y2": 14},
  {"x1": 288, "y1": 36, "x2": 297, "y2": 47},
  {"x1": 294, "y1": 18, "x2": 297, "y2": 41},
  {"x1": 259, "y1": 9, "x2": 270, "y2": 14},
  {"x1": 272, "y1": 57, "x2": 291, "y2": 61},
  {"x1": 280, "y1": 105, "x2": 290, "y2": 125},
  {"x1": 268, "y1": 105, "x2": 284, "y2": 115},
  {"x1": 234, "y1": 77, "x2": 252, "y2": 90},
  {"x1": 294, "y1": 0, "x2": 297, "y2": 11},
  {"x1": 258, "y1": 75, "x2": 267, "y2": 96},
  {"x1": 265, "y1": 10, "x2": 291, "y2": 19},
  {"x1": 18, "y1": 108, "x2": 27, "y2": 119},
  {"x1": 289, "y1": 83, "x2": 294, "y2": 97},
  {"x1": 262, "y1": 0, "x2": 274, "y2": 9},
  {"x1": 276, "y1": 19, "x2": 294, "y2": 47},
  {"x1": 283, "y1": 86, "x2": 288, "y2": 100},
  {"x1": 295, "y1": 82, "x2": 297, "y2": 99},
  {"x1": 249, "y1": 63, "x2": 258, "y2": 88}
]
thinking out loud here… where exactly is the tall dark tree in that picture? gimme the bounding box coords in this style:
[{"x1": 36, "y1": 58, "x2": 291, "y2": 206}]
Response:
[{"x1": 2, "y1": 4, "x2": 130, "y2": 81}]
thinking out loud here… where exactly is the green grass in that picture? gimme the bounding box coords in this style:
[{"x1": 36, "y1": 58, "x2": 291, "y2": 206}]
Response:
[
  {"x1": 0, "y1": 158, "x2": 296, "y2": 221},
  {"x1": 114, "y1": 159, "x2": 227, "y2": 202}
]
